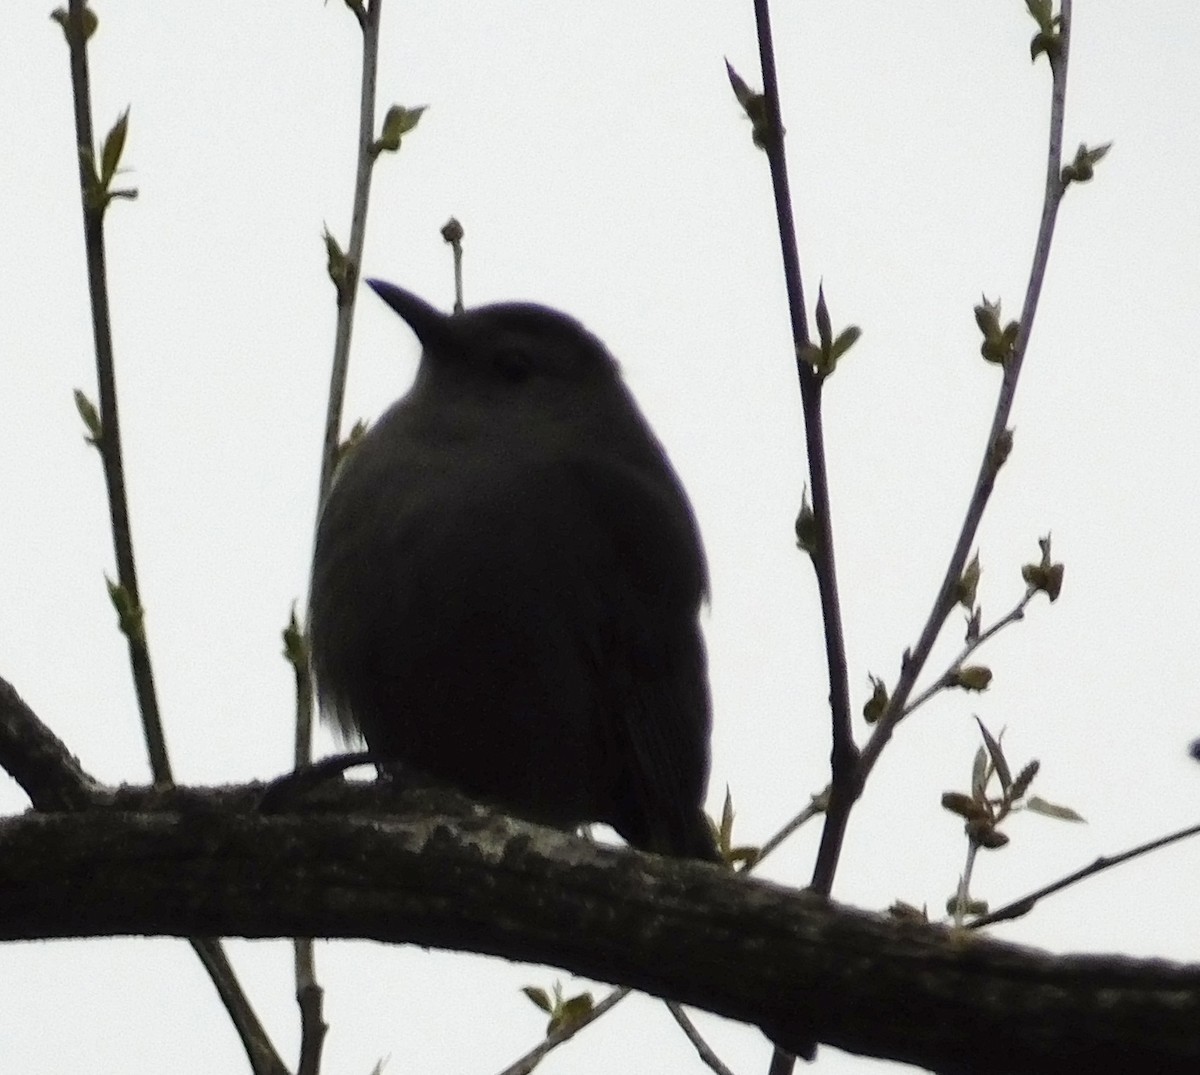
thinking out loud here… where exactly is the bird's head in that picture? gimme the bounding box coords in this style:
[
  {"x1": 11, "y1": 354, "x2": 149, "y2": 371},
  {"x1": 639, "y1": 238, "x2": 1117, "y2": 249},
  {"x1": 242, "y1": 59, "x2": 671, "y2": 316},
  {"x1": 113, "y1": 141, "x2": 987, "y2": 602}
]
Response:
[{"x1": 366, "y1": 279, "x2": 623, "y2": 401}]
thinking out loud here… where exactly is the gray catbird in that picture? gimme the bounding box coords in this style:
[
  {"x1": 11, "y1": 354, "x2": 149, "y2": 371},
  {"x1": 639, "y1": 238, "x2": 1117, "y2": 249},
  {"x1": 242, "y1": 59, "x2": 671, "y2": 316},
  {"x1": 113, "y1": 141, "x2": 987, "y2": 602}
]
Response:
[{"x1": 309, "y1": 280, "x2": 718, "y2": 862}]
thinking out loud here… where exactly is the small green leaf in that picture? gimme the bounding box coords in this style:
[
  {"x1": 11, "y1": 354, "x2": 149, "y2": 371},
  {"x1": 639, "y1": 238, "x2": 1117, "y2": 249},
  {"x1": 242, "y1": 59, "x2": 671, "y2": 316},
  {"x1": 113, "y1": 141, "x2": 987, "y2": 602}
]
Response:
[
  {"x1": 1025, "y1": 796, "x2": 1085, "y2": 822},
  {"x1": 713, "y1": 791, "x2": 751, "y2": 866},
  {"x1": 725, "y1": 58, "x2": 773, "y2": 150},
  {"x1": 803, "y1": 286, "x2": 858, "y2": 376},
  {"x1": 974, "y1": 297, "x2": 1017, "y2": 366},
  {"x1": 373, "y1": 105, "x2": 426, "y2": 157},
  {"x1": 550, "y1": 992, "x2": 595, "y2": 1034},
  {"x1": 282, "y1": 606, "x2": 307, "y2": 668},
  {"x1": 949, "y1": 666, "x2": 992, "y2": 692},
  {"x1": 719, "y1": 787, "x2": 735, "y2": 849},
  {"x1": 532, "y1": 980, "x2": 596, "y2": 1037},
  {"x1": 971, "y1": 745, "x2": 988, "y2": 800},
  {"x1": 106, "y1": 576, "x2": 145, "y2": 644},
  {"x1": 1022, "y1": 533, "x2": 1065, "y2": 601},
  {"x1": 862, "y1": 674, "x2": 888, "y2": 724},
  {"x1": 967, "y1": 819, "x2": 1010, "y2": 850},
  {"x1": 323, "y1": 228, "x2": 353, "y2": 301},
  {"x1": 942, "y1": 791, "x2": 988, "y2": 822},
  {"x1": 975, "y1": 717, "x2": 1011, "y2": 791},
  {"x1": 1011, "y1": 759, "x2": 1040, "y2": 800},
  {"x1": 988, "y1": 427, "x2": 1014, "y2": 472},
  {"x1": 1030, "y1": 30, "x2": 1060, "y2": 64},
  {"x1": 51, "y1": 5, "x2": 98, "y2": 44},
  {"x1": 724, "y1": 58, "x2": 756, "y2": 111},
  {"x1": 1062, "y1": 141, "x2": 1113, "y2": 186},
  {"x1": 814, "y1": 284, "x2": 832, "y2": 353},
  {"x1": 794, "y1": 489, "x2": 818, "y2": 555},
  {"x1": 1025, "y1": 0, "x2": 1054, "y2": 31},
  {"x1": 1025, "y1": 2, "x2": 1062, "y2": 63},
  {"x1": 956, "y1": 553, "x2": 981, "y2": 610},
  {"x1": 964, "y1": 605, "x2": 982, "y2": 644},
  {"x1": 945, "y1": 895, "x2": 989, "y2": 917},
  {"x1": 521, "y1": 986, "x2": 553, "y2": 1014},
  {"x1": 831, "y1": 325, "x2": 861, "y2": 362},
  {"x1": 974, "y1": 295, "x2": 1001, "y2": 337},
  {"x1": 101, "y1": 107, "x2": 130, "y2": 186},
  {"x1": 73, "y1": 388, "x2": 102, "y2": 444}
]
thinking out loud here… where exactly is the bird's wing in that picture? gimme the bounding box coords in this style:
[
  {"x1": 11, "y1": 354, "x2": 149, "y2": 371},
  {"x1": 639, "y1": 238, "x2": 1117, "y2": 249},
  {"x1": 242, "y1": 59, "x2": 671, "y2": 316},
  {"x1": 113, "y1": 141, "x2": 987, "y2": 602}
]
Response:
[{"x1": 566, "y1": 454, "x2": 717, "y2": 859}]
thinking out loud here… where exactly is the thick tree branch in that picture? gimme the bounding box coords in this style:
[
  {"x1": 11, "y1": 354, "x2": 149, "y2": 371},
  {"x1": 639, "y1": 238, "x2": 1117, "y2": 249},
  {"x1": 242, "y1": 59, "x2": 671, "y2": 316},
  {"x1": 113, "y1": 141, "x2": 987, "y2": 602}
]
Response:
[{"x1": 0, "y1": 802, "x2": 1196, "y2": 1074}]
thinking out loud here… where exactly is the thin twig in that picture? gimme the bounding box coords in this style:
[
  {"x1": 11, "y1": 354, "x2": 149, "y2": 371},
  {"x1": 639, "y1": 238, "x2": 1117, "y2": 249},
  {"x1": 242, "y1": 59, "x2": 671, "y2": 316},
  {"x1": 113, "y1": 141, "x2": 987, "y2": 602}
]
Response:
[
  {"x1": 952, "y1": 841, "x2": 980, "y2": 928},
  {"x1": 296, "y1": 1, "x2": 385, "y2": 1066},
  {"x1": 750, "y1": 0, "x2": 855, "y2": 897},
  {"x1": 750, "y1": 3, "x2": 845, "y2": 1068},
  {"x1": 967, "y1": 819, "x2": 1200, "y2": 930},
  {"x1": 495, "y1": 987, "x2": 739, "y2": 1074},
  {"x1": 441, "y1": 217, "x2": 465, "y2": 312},
  {"x1": 61, "y1": 6, "x2": 284, "y2": 1074},
  {"x1": 903, "y1": 590, "x2": 1034, "y2": 717},
  {"x1": 293, "y1": 632, "x2": 324, "y2": 1075},
  {"x1": 0, "y1": 675, "x2": 102, "y2": 810},
  {"x1": 815, "y1": 1, "x2": 1076, "y2": 901},
  {"x1": 666, "y1": 1003, "x2": 737, "y2": 1075},
  {"x1": 756, "y1": 793, "x2": 826, "y2": 863},
  {"x1": 494, "y1": 987, "x2": 631, "y2": 1075},
  {"x1": 751, "y1": 4, "x2": 1074, "y2": 1071},
  {"x1": 857, "y1": 2, "x2": 1073, "y2": 794},
  {"x1": 315, "y1": 0, "x2": 383, "y2": 510},
  {"x1": 296, "y1": 976, "x2": 327, "y2": 1075},
  {"x1": 192, "y1": 942, "x2": 291, "y2": 1075},
  {"x1": 64, "y1": 0, "x2": 170, "y2": 787}
]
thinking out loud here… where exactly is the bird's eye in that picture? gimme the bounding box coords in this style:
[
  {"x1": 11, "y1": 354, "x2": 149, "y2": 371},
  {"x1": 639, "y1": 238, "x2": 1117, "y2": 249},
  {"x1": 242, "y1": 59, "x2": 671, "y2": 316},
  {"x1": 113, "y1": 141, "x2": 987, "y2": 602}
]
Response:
[{"x1": 493, "y1": 347, "x2": 532, "y2": 382}]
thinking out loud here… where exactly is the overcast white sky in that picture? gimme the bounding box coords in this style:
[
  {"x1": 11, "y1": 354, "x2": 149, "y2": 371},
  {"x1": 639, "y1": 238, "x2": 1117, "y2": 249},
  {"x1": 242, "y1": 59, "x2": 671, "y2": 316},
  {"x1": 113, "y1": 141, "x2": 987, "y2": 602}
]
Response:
[{"x1": 3, "y1": 2, "x2": 1200, "y2": 1073}]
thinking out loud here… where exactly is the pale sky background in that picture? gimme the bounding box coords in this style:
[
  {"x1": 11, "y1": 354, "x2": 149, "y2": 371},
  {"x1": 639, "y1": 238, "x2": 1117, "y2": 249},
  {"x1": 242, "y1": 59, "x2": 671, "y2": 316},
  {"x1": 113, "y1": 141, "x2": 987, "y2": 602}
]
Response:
[{"x1": 3, "y1": 2, "x2": 1199, "y2": 1073}]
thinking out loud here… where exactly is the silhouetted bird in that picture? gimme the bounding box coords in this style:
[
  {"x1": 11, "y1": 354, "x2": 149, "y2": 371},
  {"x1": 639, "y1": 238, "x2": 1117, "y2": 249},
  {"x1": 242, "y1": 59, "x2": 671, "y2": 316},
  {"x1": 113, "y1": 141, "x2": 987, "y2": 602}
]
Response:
[{"x1": 309, "y1": 280, "x2": 718, "y2": 862}]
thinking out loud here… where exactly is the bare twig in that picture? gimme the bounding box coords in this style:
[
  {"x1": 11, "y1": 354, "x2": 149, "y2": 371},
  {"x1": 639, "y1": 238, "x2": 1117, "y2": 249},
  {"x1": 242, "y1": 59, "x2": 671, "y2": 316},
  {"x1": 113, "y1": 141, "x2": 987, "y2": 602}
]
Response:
[
  {"x1": 296, "y1": 975, "x2": 327, "y2": 1075},
  {"x1": 494, "y1": 987, "x2": 631, "y2": 1075},
  {"x1": 297, "y1": 1, "x2": 386, "y2": 1066},
  {"x1": 315, "y1": 0, "x2": 383, "y2": 510},
  {"x1": 857, "y1": 1, "x2": 1074, "y2": 797},
  {"x1": 952, "y1": 841, "x2": 981, "y2": 928},
  {"x1": 749, "y1": 0, "x2": 855, "y2": 896},
  {"x1": 495, "y1": 981, "x2": 740, "y2": 1073},
  {"x1": 968, "y1": 820, "x2": 1200, "y2": 930},
  {"x1": 904, "y1": 589, "x2": 1035, "y2": 717},
  {"x1": 441, "y1": 217, "x2": 465, "y2": 312},
  {"x1": 57, "y1": 6, "x2": 285, "y2": 1073},
  {"x1": 292, "y1": 618, "x2": 325, "y2": 1075},
  {"x1": 193, "y1": 943, "x2": 291, "y2": 1075},
  {"x1": 757, "y1": 793, "x2": 826, "y2": 863},
  {"x1": 62, "y1": 0, "x2": 170, "y2": 787},
  {"x1": 747, "y1": 3, "x2": 1076, "y2": 1070},
  {"x1": 0, "y1": 675, "x2": 101, "y2": 811},
  {"x1": 815, "y1": 0, "x2": 1076, "y2": 901},
  {"x1": 667, "y1": 1002, "x2": 737, "y2": 1075}
]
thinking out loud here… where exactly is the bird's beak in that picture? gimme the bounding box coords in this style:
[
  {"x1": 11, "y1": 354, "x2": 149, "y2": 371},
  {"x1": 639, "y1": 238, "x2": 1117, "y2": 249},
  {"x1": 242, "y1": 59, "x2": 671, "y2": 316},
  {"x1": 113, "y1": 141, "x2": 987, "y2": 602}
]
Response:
[{"x1": 365, "y1": 279, "x2": 453, "y2": 351}]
